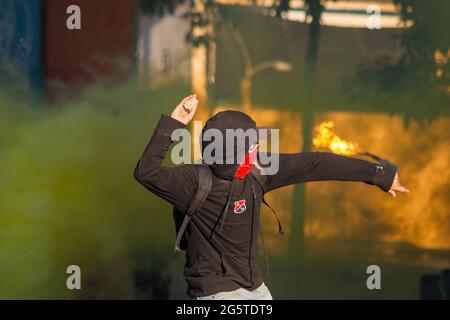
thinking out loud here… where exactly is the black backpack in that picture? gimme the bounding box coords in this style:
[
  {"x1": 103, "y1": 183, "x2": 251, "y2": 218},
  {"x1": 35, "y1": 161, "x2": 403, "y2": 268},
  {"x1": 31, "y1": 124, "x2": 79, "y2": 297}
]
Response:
[
  {"x1": 173, "y1": 165, "x2": 213, "y2": 252},
  {"x1": 172, "y1": 164, "x2": 283, "y2": 252}
]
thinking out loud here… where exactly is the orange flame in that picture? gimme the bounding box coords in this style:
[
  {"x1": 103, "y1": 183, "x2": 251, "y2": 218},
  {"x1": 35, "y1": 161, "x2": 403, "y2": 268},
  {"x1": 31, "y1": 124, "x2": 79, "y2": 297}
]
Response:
[{"x1": 313, "y1": 121, "x2": 360, "y2": 156}]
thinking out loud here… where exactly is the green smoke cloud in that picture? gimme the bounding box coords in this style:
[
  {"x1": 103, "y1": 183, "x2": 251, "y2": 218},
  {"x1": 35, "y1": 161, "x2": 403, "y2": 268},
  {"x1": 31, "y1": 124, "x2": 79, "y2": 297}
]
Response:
[{"x1": 0, "y1": 78, "x2": 190, "y2": 299}]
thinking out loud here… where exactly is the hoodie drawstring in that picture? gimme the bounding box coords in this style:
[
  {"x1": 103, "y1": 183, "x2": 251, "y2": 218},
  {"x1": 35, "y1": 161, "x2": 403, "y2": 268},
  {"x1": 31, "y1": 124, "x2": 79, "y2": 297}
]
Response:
[
  {"x1": 262, "y1": 196, "x2": 284, "y2": 235},
  {"x1": 219, "y1": 180, "x2": 235, "y2": 232}
]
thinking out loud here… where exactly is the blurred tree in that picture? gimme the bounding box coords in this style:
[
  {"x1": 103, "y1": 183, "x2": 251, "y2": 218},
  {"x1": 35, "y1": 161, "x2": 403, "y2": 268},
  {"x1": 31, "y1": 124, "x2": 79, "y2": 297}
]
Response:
[
  {"x1": 184, "y1": 0, "x2": 217, "y2": 48},
  {"x1": 139, "y1": 0, "x2": 186, "y2": 16},
  {"x1": 345, "y1": 0, "x2": 450, "y2": 124},
  {"x1": 276, "y1": 0, "x2": 327, "y2": 259},
  {"x1": 184, "y1": 0, "x2": 218, "y2": 112},
  {"x1": 275, "y1": 0, "x2": 291, "y2": 18}
]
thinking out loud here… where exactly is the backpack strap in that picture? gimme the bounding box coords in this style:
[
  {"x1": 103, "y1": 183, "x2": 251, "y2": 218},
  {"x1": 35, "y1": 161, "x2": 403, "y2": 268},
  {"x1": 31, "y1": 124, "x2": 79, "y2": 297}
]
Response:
[
  {"x1": 174, "y1": 165, "x2": 213, "y2": 252},
  {"x1": 251, "y1": 165, "x2": 284, "y2": 235}
]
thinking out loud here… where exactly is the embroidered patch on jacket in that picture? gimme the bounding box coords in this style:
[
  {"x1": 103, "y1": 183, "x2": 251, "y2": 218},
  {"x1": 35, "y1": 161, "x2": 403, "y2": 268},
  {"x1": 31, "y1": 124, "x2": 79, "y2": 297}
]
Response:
[{"x1": 233, "y1": 199, "x2": 247, "y2": 214}]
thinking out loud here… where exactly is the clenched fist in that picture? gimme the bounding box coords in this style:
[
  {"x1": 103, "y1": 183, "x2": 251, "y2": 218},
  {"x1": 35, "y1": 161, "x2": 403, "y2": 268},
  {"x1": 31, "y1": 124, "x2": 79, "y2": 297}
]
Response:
[{"x1": 171, "y1": 95, "x2": 199, "y2": 125}]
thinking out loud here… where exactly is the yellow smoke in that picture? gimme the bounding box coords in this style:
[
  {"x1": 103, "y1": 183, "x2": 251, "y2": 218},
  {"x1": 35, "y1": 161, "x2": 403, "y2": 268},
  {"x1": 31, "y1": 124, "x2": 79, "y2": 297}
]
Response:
[
  {"x1": 250, "y1": 111, "x2": 450, "y2": 255},
  {"x1": 305, "y1": 112, "x2": 450, "y2": 250}
]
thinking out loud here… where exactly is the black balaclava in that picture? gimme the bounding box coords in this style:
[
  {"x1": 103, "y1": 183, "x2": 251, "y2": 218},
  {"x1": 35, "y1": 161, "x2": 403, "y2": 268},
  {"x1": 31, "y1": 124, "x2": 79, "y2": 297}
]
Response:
[{"x1": 201, "y1": 110, "x2": 258, "y2": 181}]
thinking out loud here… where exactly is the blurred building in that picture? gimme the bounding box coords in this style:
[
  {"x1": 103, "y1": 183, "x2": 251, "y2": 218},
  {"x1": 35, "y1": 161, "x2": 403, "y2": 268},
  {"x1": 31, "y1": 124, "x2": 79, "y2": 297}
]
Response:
[
  {"x1": 0, "y1": 0, "x2": 43, "y2": 95},
  {"x1": 137, "y1": 1, "x2": 191, "y2": 90},
  {"x1": 0, "y1": 0, "x2": 135, "y2": 101},
  {"x1": 214, "y1": 1, "x2": 404, "y2": 110},
  {"x1": 0, "y1": 0, "x2": 406, "y2": 104},
  {"x1": 133, "y1": 0, "x2": 405, "y2": 110},
  {"x1": 44, "y1": 0, "x2": 135, "y2": 100},
  {"x1": 217, "y1": 0, "x2": 405, "y2": 28}
]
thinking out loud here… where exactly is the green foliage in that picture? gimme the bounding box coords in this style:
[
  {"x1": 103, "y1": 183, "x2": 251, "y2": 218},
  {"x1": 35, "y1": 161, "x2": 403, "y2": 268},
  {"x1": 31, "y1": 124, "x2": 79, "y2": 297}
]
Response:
[
  {"x1": 140, "y1": 0, "x2": 186, "y2": 16},
  {"x1": 346, "y1": 0, "x2": 450, "y2": 123}
]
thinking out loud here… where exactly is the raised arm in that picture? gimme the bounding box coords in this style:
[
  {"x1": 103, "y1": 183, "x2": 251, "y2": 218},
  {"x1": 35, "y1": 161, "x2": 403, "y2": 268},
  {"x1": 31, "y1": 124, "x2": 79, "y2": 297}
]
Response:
[
  {"x1": 264, "y1": 152, "x2": 409, "y2": 197},
  {"x1": 134, "y1": 95, "x2": 199, "y2": 211}
]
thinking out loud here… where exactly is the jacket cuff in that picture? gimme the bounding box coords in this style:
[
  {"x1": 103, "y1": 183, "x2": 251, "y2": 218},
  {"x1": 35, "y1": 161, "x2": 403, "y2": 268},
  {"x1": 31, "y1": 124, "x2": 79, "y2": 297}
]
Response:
[
  {"x1": 372, "y1": 163, "x2": 396, "y2": 192},
  {"x1": 155, "y1": 114, "x2": 186, "y2": 137}
]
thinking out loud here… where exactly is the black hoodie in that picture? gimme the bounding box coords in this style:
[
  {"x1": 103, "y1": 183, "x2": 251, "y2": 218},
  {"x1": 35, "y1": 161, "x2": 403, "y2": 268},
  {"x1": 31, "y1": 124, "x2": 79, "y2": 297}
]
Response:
[{"x1": 134, "y1": 114, "x2": 396, "y2": 297}]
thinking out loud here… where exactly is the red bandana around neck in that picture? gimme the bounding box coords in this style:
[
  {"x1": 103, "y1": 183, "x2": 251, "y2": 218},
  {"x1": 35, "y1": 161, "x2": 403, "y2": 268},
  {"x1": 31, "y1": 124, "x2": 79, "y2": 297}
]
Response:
[{"x1": 234, "y1": 145, "x2": 259, "y2": 180}]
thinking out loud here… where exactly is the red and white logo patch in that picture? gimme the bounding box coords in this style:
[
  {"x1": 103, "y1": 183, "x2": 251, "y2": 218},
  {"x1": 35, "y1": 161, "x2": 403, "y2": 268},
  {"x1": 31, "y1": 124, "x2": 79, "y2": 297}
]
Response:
[{"x1": 233, "y1": 199, "x2": 247, "y2": 214}]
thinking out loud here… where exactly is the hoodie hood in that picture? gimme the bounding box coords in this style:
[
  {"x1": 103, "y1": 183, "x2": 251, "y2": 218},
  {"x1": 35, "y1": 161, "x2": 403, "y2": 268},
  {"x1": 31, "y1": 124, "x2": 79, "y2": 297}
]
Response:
[{"x1": 201, "y1": 110, "x2": 258, "y2": 181}]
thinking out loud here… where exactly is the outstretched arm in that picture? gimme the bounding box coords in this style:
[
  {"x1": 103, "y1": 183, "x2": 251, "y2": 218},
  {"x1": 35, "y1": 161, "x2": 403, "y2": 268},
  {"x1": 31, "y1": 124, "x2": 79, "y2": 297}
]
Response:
[{"x1": 264, "y1": 152, "x2": 409, "y2": 197}]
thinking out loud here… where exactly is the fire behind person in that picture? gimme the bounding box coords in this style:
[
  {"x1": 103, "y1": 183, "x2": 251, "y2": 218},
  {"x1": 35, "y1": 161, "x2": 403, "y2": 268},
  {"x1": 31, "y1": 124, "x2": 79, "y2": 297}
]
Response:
[{"x1": 134, "y1": 95, "x2": 409, "y2": 300}]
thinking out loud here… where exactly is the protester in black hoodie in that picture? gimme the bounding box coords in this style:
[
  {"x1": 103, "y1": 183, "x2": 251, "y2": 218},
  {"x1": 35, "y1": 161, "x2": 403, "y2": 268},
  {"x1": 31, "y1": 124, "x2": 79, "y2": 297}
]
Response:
[{"x1": 134, "y1": 95, "x2": 409, "y2": 300}]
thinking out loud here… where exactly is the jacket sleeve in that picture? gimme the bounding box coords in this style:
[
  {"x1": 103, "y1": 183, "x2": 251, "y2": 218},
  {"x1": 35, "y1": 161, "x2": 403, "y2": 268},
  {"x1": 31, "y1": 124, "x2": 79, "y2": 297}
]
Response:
[
  {"x1": 134, "y1": 115, "x2": 197, "y2": 212},
  {"x1": 264, "y1": 152, "x2": 396, "y2": 193}
]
